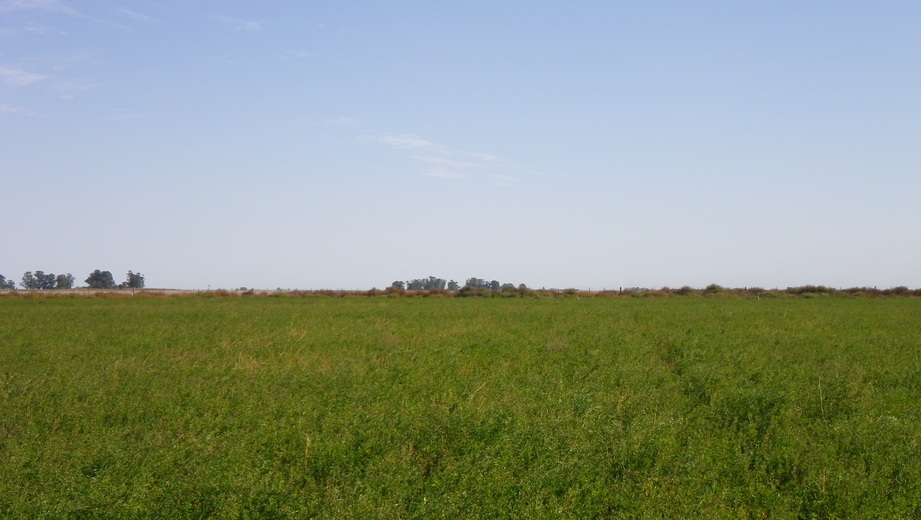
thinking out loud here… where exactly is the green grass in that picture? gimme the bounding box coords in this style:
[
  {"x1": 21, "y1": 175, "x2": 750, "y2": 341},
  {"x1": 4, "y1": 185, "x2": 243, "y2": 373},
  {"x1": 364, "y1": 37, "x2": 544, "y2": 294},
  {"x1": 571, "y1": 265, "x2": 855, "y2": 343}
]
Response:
[{"x1": 2, "y1": 296, "x2": 920, "y2": 518}]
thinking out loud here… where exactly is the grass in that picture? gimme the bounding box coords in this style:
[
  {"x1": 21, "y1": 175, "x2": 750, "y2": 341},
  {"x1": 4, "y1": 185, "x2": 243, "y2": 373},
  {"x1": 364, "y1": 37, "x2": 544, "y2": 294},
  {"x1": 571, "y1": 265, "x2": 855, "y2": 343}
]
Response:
[{"x1": 1, "y1": 296, "x2": 920, "y2": 518}]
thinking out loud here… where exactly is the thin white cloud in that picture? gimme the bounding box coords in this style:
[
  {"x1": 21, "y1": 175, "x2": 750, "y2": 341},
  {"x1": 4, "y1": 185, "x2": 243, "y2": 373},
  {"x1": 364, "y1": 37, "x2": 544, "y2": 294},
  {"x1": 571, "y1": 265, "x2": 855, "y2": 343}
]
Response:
[
  {"x1": 423, "y1": 168, "x2": 467, "y2": 180},
  {"x1": 413, "y1": 155, "x2": 481, "y2": 169},
  {"x1": 0, "y1": 0, "x2": 118, "y2": 26},
  {"x1": 0, "y1": 25, "x2": 62, "y2": 37},
  {"x1": 212, "y1": 16, "x2": 264, "y2": 33},
  {"x1": 493, "y1": 174, "x2": 520, "y2": 183},
  {"x1": 368, "y1": 132, "x2": 526, "y2": 183},
  {"x1": 0, "y1": 103, "x2": 22, "y2": 113},
  {"x1": 470, "y1": 151, "x2": 498, "y2": 162},
  {"x1": 56, "y1": 78, "x2": 103, "y2": 95},
  {"x1": 115, "y1": 7, "x2": 155, "y2": 23},
  {"x1": 371, "y1": 133, "x2": 445, "y2": 152},
  {"x1": 280, "y1": 49, "x2": 312, "y2": 61},
  {"x1": 0, "y1": 66, "x2": 47, "y2": 86},
  {"x1": 492, "y1": 174, "x2": 520, "y2": 187},
  {"x1": 0, "y1": 0, "x2": 80, "y2": 16},
  {"x1": 109, "y1": 108, "x2": 141, "y2": 121}
]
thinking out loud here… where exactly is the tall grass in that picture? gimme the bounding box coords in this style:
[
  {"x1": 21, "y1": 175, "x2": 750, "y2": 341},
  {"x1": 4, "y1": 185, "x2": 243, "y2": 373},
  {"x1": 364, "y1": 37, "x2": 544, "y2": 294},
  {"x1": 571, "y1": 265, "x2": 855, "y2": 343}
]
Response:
[{"x1": 1, "y1": 297, "x2": 920, "y2": 518}]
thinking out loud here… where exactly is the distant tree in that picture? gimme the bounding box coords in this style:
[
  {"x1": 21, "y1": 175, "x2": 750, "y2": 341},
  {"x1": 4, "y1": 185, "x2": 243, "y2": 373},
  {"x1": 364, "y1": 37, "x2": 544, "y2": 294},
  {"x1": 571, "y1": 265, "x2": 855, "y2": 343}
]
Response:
[
  {"x1": 19, "y1": 271, "x2": 56, "y2": 289},
  {"x1": 465, "y1": 278, "x2": 489, "y2": 290},
  {"x1": 391, "y1": 280, "x2": 405, "y2": 291},
  {"x1": 85, "y1": 270, "x2": 116, "y2": 289},
  {"x1": 489, "y1": 280, "x2": 501, "y2": 292},
  {"x1": 20, "y1": 272, "x2": 35, "y2": 289},
  {"x1": 500, "y1": 283, "x2": 516, "y2": 292},
  {"x1": 36, "y1": 271, "x2": 57, "y2": 290},
  {"x1": 406, "y1": 276, "x2": 446, "y2": 291},
  {"x1": 121, "y1": 271, "x2": 145, "y2": 289},
  {"x1": 518, "y1": 283, "x2": 529, "y2": 291},
  {"x1": 447, "y1": 280, "x2": 460, "y2": 291},
  {"x1": 55, "y1": 273, "x2": 75, "y2": 289},
  {"x1": 20, "y1": 271, "x2": 38, "y2": 289},
  {"x1": 0, "y1": 274, "x2": 15, "y2": 289}
]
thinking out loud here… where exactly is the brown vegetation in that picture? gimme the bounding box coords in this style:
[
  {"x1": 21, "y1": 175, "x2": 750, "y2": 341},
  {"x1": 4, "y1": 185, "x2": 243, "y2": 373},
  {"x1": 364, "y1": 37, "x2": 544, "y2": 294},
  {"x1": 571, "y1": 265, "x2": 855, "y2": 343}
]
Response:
[{"x1": 2, "y1": 285, "x2": 919, "y2": 299}]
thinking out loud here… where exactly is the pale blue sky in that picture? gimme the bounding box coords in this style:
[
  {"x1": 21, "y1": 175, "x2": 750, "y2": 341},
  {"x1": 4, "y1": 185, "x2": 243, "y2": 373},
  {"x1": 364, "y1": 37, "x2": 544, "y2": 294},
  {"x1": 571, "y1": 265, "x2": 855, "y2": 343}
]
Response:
[{"x1": 2, "y1": 1, "x2": 919, "y2": 290}]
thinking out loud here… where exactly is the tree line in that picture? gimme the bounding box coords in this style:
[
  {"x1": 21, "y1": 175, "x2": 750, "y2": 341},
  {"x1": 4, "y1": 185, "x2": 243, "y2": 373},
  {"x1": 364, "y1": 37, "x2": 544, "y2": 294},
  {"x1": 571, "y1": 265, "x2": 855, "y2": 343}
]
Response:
[
  {"x1": 390, "y1": 276, "x2": 527, "y2": 293},
  {"x1": 0, "y1": 270, "x2": 145, "y2": 290}
]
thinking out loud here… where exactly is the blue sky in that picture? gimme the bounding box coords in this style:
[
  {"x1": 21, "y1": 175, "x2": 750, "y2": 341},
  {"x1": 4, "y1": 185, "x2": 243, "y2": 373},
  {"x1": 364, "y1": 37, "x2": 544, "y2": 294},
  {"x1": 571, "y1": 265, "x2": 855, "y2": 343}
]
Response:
[{"x1": 2, "y1": 1, "x2": 919, "y2": 290}]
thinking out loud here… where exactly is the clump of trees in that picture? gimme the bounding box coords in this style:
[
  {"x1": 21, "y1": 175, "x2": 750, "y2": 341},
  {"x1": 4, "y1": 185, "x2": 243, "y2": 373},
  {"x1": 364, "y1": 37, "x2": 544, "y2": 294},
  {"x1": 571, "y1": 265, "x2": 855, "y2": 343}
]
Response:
[
  {"x1": 0, "y1": 270, "x2": 144, "y2": 290},
  {"x1": 85, "y1": 270, "x2": 117, "y2": 289},
  {"x1": 83, "y1": 270, "x2": 145, "y2": 289},
  {"x1": 380, "y1": 281, "x2": 921, "y2": 299},
  {"x1": 122, "y1": 271, "x2": 145, "y2": 289},
  {"x1": 389, "y1": 276, "x2": 528, "y2": 295},
  {"x1": 0, "y1": 274, "x2": 16, "y2": 290},
  {"x1": 392, "y1": 276, "x2": 454, "y2": 291},
  {"x1": 19, "y1": 271, "x2": 74, "y2": 290}
]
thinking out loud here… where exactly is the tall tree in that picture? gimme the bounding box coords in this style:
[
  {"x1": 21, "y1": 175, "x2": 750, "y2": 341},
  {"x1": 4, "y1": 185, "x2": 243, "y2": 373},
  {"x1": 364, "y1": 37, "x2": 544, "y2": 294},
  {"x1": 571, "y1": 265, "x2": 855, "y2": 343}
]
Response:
[
  {"x1": 0, "y1": 274, "x2": 15, "y2": 289},
  {"x1": 35, "y1": 271, "x2": 57, "y2": 290},
  {"x1": 122, "y1": 271, "x2": 145, "y2": 289},
  {"x1": 85, "y1": 270, "x2": 116, "y2": 289},
  {"x1": 56, "y1": 273, "x2": 75, "y2": 289},
  {"x1": 20, "y1": 271, "x2": 38, "y2": 289},
  {"x1": 406, "y1": 277, "x2": 446, "y2": 290},
  {"x1": 465, "y1": 277, "x2": 488, "y2": 290}
]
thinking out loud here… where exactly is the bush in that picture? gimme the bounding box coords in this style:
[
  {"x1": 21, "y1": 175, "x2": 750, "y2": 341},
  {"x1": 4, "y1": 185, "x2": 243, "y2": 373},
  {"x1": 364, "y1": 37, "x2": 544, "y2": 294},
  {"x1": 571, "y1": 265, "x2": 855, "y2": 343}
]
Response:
[
  {"x1": 676, "y1": 286, "x2": 699, "y2": 296},
  {"x1": 703, "y1": 283, "x2": 724, "y2": 295}
]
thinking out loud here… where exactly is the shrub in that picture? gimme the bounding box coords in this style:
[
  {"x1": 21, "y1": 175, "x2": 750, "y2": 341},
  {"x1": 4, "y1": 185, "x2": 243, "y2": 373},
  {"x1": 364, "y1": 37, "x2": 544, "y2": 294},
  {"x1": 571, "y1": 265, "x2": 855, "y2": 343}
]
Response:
[
  {"x1": 703, "y1": 283, "x2": 724, "y2": 295},
  {"x1": 676, "y1": 286, "x2": 698, "y2": 296}
]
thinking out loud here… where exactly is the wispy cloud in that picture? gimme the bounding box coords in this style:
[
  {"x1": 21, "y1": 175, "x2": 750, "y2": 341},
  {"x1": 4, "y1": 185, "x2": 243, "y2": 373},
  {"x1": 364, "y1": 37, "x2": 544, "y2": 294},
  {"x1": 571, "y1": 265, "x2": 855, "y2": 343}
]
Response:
[
  {"x1": 373, "y1": 133, "x2": 445, "y2": 152},
  {"x1": 0, "y1": 66, "x2": 47, "y2": 86},
  {"x1": 368, "y1": 132, "x2": 527, "y2": 185},
  {"x1": 115, "y1": 7, "x2": 155, "y2": 23},
  {"x1": 424, "y1": 168, "x2": 468, "y2": 180},
  {"x1": 0, "y1": 25, "x2": 63, "y2": 37},
  {"x1": 0, "y1": 102, "x2": 39, "y2": 116},
  {"x1": 303, "y1": 116, "x2": 360, "y2": 128},
  {"x1": 469, "y1": 151, "x2": 498, "y2": 162},
  {"x1": 280, "y1": 49, "x2": 312, "y2": 61},
  {"x1": 0, "y1": 0, "x2": 81, "y2": 16},
  {"x1": 492, "y1": 174, "x2": 521, "y2": 187},
  {"x1": 212, "y1": 16, "x2": 264, "y2": 33},
  {"x1": 413, "y1": 155, "x2": 482, "y2": 169},
  {"x1": 109, "y1": 108, "x2": 141, "y2": 121},
  {"x1": 56, "y1": 78, "x2": 103, "y2": 96},
  {"x1": 0, "y1": 0, "x2": 119, "y2": 26}
]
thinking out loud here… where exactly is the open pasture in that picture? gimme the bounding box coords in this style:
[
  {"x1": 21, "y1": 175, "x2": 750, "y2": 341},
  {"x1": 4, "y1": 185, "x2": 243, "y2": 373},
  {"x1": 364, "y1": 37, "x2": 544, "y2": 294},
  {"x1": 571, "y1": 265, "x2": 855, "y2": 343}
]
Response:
[{"x1": 1, "y1": 295, "x2": 920, "y2": 518}]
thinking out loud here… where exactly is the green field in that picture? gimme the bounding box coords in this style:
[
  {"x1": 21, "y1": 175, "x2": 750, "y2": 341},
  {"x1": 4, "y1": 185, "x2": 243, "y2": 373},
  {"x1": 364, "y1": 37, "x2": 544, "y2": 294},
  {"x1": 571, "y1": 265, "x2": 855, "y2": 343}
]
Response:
[{"x1": 2, "y1": 295, "x2": 920, "y2": 518}]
